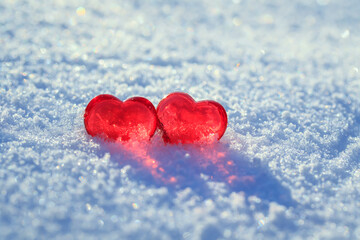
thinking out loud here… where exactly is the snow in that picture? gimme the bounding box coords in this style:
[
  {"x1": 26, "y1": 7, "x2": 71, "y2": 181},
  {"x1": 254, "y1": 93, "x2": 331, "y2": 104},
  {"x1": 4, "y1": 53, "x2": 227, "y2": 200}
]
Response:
[{"x1": 1, "y1": 0, "x2": 360, "y2": 239}]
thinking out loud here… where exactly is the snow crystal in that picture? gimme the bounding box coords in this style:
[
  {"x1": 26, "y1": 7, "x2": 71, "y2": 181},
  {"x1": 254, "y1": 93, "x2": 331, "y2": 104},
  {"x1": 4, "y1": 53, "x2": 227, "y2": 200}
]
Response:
[{"x1": 1, "y1": 0, "x2": 360, "y2": 239}]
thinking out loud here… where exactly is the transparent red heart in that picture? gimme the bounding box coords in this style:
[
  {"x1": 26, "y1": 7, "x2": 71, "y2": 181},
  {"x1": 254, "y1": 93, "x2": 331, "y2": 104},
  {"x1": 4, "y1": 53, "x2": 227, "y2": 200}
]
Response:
[
  {"x1": 84, "y1": 94, "x2": 157, "y2": 142},
  {"x1": 157, "y1": 92, "x2": 227, "y2": 144}
]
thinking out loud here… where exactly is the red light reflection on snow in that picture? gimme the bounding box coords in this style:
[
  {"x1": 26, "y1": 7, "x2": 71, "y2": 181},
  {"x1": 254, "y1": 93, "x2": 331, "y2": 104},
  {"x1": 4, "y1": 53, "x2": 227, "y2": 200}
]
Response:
[
  {"x1": 118, "y1": 141, "x2": 178, "y2": 185},
  {"x1": 110, "y1": 140, "x2": 254, "y2": 187},
  {"x1": 194, "y1": 145, "x2": 255, "y2": 186}
]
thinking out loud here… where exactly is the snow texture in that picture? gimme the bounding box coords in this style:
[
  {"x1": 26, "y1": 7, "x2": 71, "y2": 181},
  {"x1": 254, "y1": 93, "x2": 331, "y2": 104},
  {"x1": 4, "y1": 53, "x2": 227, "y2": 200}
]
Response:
[{"x1": 1, "y1": 0, "x2": 360, "y2": 239}]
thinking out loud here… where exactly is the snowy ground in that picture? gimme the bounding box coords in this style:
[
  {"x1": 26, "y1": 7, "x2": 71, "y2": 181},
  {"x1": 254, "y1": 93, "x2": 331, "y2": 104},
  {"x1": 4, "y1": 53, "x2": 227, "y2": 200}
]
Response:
[{"x1": 1, "y1": 0, "x2": 360, "y2": 239}]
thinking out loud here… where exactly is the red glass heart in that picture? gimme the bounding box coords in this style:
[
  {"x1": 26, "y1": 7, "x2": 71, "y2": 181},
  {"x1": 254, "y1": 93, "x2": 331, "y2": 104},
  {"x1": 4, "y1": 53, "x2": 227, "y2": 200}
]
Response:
[
  {"x1": 84, "y1": 94, "x2": 157, "y2": 142},
  {"x1": 157, "y1": 92, "x2": 227, "y2": 144}
]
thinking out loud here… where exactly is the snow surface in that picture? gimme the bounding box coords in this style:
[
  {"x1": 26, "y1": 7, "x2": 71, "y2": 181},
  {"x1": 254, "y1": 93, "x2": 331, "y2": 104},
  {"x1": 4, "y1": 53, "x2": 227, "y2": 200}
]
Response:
[{"x1": 1, "y1": 0, "x2": 360, "y2": 239}]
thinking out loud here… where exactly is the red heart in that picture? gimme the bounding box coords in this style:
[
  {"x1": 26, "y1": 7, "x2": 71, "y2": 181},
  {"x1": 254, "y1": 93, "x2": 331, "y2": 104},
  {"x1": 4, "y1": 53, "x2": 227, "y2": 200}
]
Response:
[
  {"x1": 157, "y1": 92, "x2": 227, "y2": 144},
  {"x1": 84, "y1": 94, "x2": 157, "y2": 142}
]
